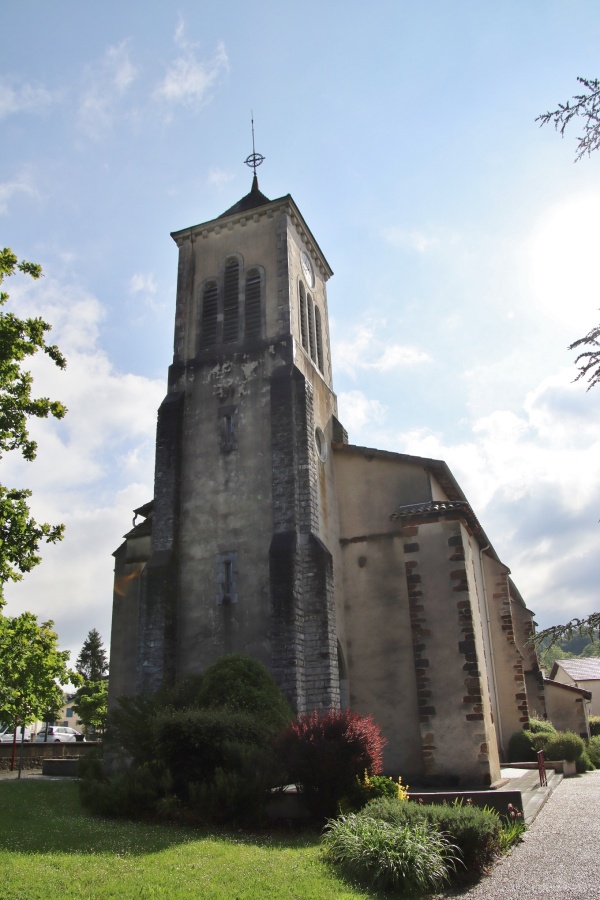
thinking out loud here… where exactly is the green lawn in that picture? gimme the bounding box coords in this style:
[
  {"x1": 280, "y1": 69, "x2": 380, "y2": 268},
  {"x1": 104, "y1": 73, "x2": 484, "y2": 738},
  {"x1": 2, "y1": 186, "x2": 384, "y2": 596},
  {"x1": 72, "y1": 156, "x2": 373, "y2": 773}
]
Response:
[{"x1": 0, "y1": 779, "x2": 380, "y2": 899}]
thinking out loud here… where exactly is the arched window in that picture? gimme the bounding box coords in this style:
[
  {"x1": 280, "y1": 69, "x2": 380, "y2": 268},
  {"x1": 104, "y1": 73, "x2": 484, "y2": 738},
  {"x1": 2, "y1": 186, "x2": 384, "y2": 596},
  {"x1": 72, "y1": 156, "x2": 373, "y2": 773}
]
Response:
[
  {"x1": 314, "y1": 305, "x2": 324, "y2": 372},
  {"x1": 299, "y1": 281, "x2": 308, "y2": 351},
  {"x1": 223, "y1": 258, "x2": 239, "y2": 343},
  {"x1": 199, "y1": 281, "x2": 218, "y2": 348},
  {"x1": 245, "y1": 268, "x2": 262, "y2": 338}
]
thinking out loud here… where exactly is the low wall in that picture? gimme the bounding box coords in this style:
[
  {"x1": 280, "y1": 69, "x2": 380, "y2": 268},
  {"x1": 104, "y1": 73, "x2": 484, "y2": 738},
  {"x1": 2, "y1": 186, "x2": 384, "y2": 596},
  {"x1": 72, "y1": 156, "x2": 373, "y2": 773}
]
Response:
[{"x1": 0, "y1": 742, "x2": 101, "y2": 771}]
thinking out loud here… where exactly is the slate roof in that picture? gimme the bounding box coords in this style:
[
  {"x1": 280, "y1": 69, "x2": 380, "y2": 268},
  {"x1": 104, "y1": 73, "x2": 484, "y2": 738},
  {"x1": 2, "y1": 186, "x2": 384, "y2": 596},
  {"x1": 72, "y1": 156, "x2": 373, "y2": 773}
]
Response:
[
  {"x1": 550, "y1": 658, "x2": 600, "y2": 682},
  {"x1": 218, "y1": 175, "x2": 271, "y2": 218}
]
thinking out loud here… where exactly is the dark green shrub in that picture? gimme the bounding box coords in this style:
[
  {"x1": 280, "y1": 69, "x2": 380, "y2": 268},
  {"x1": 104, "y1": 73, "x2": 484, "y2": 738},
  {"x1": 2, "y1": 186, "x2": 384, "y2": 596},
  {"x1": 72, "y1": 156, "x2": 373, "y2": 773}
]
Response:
[
  {"x1": 528, "y1": 717, "x2": 556, "y2": 735},
  {"x1": 507, "y1": 729, "x2": 551, "y2": 762},
  {"x1": 545, "y1": 731, "x2": 585, "y2": 762},
  {"x1": 77, "y1": 747, "x2": 103, "y2": 782},
  {"x1": 322, "y1": 814, "x2": 460, "y2": 894},
  {"x1": 80, "y1": 765, "x2": 164, "y2": 819},
  {"x1": 577, "y1": 749, "x2": 594, "y2": 772},
  {"x1": 276, "y1": 709, "x2": 386, "y2": 821},
  {"x1": 587, "y1": 735, "x2": 600, "y2": 767},
  {"x1": 363, "y1": 797, "x2": 501, "y2": 876},
  {"x1": 101, "y1": 656, "x2": 293, "y2": 824},
  {"x1": 196, "y1": 653, "x2": 293, "y2": 734},
  {"x1": 188, "y1": 742, "x2": 276, "y2": 823},
  {"x1": 154, "y1": 707, "x2": 272, "y2": 796},
  {"x1": 589, "y1": 716, "x2": 600, "y2": 737}
]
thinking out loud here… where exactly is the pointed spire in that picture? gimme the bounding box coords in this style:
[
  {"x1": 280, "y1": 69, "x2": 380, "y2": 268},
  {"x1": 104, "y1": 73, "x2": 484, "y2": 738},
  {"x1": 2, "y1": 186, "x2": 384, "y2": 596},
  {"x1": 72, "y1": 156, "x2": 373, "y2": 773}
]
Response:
[{"x1": 219, "y1": 114, "x2": 270, "y2": 218}]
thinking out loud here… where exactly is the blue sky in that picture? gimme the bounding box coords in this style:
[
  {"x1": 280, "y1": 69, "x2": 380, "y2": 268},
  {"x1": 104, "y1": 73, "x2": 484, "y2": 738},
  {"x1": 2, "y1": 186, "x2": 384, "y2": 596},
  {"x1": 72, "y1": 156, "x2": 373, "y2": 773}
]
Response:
[{"x1": 2, "y1": 1, "x2": 600, "y2": 661}]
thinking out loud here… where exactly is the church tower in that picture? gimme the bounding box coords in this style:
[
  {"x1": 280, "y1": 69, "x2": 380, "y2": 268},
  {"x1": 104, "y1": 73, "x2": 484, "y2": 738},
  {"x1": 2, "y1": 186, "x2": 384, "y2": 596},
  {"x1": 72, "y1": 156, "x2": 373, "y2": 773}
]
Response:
[{"x1": 133, "y1": 166, "x2": 345, "y2": 713}]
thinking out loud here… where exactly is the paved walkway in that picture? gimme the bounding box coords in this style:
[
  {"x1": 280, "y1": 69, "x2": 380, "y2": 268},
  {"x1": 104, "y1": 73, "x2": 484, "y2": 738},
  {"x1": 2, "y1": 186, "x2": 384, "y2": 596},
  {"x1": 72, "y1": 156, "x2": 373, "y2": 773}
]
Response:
[{"x1": 442, "y1": 769, "x2": 600, "y2": 899}]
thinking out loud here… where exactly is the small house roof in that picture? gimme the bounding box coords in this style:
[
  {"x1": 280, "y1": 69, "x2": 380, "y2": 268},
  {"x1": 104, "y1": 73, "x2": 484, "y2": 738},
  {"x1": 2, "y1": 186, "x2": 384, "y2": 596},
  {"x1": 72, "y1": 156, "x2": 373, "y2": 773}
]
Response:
[
  {"x1": 543, "y1": 677, "x2": 592, "y2": 700},
  {"x1": 550, "y1": 658, "x2": 600, "y2": 682}
]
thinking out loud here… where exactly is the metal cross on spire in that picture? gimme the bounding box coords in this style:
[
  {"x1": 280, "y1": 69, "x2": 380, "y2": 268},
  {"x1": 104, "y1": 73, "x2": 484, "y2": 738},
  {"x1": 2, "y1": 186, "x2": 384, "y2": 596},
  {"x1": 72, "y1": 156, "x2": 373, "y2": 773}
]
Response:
[{"x1": 244, "y1": 112, "x2": 265, "y2": 175}]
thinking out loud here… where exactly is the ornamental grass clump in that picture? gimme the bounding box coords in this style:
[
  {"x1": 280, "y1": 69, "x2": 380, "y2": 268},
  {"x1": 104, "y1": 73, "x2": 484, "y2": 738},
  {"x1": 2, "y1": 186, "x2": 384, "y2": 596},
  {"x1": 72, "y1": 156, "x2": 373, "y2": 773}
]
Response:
[
  {"x1": 363, "y1": 796, "x2": 502, "y2": 876},
  {"x1": 321, "y1": 813, "x2": 460, "y2": 894}
]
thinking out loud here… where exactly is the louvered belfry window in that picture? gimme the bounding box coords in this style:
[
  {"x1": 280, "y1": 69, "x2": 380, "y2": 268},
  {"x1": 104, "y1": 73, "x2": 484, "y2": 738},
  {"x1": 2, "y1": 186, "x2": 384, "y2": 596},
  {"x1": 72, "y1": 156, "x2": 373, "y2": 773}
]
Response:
[
  {"x1": 199, "y1": 281, "x2": 218, "y2": 348},
  {"x1": 307, "y1": 294, "x2": 317, "y2": 363},
  {"x1": 245, "y1": 269, "x2": 262, "y2": 338},
  {"x1": 223, "y1": 258, "x2": 240, "y2": 343},
  {"x1": 314, "y1": 305, "x2": 324, "y2": 372},
  {"x1": 299, "y1": 282, "x2": 308, "y2": 351}
]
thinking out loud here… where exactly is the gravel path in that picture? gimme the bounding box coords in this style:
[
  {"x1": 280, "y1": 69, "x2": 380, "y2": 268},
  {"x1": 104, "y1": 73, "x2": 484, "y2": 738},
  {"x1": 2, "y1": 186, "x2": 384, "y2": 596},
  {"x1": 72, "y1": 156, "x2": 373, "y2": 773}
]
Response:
[{"x1": 442, "y1": 769, "x2": 600, "y2": 899}]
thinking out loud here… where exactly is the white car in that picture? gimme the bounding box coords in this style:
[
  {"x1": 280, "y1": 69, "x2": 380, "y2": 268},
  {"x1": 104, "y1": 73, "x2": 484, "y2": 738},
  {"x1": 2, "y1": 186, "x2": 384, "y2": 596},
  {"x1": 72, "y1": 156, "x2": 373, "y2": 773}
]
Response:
[
  {"x1": 0, "y1": 725, "x2": 31, "y2": 743},
  {"x1": 35, "y1": 726, "x2": 84, "y2": 743}
]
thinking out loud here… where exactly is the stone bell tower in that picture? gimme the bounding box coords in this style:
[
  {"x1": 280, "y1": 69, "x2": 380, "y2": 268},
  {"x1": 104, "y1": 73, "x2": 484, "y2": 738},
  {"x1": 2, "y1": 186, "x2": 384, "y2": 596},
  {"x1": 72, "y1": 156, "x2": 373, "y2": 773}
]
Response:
[{"x1": 134, "y1": 165, "x2": 346, "y2": 713}]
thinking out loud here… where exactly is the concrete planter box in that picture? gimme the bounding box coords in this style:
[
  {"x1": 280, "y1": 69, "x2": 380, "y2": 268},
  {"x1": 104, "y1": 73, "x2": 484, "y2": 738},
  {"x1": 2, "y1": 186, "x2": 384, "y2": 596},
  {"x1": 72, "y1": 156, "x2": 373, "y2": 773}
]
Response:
[
  {"x1": 562, "y1": 759, "x2": 577, "y2": 777},
  {"x1": 42, "y1": 758, "x2": 80, "y2": 777}
]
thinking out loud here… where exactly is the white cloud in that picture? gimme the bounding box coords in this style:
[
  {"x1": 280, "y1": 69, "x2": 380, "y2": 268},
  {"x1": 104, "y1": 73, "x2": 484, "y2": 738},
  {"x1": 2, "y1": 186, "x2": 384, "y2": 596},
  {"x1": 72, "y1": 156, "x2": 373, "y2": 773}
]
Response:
[
  {"x1": 208, "y1": 168, "x2": 235, "y2": 189},
  {"x1": 334, "y1": 360, "x2": 600, "y2": 634},
  {"x1": 0, "y1": 173, "x2": 38, "y2": 215},
  {"x1": 0, "y1": 79, "x2": 57, "y2": 119},
  {"x1": 337, "y1": 390, "x2": 387, "y2": 433},
  {"x1": 129, "y1": 272, "x2": 157, "y2": 295},
  {"x1": 154, "y1": 29, "x2": 228, "y2": 109},
  {"x1": 382, "y1": 226, "x2": 459, "y2": 254},
  {"x1": 2, "y1": 274, "x2": 163, "y2": 659},
  {"x1": 333, "y1": 320, "x2": 431, "y2": 377},
  {"x1": 78, "y1": 41, "x2": 138, "y2": 138}
]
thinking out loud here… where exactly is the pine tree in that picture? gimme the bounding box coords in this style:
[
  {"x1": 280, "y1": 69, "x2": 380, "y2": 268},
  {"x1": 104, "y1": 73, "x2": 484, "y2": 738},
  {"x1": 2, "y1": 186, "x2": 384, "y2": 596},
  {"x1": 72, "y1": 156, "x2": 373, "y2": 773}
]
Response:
[{"x1": 75, "y1": 628, "x2": 108, "y2": 681}]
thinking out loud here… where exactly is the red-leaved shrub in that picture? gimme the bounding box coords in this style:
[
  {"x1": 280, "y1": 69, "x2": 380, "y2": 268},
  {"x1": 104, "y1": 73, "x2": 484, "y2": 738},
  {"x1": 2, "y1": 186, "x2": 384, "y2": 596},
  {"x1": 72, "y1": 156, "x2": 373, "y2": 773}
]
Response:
[{"x1": 276, "y1": 708, "x2": 386, "y2": 820}]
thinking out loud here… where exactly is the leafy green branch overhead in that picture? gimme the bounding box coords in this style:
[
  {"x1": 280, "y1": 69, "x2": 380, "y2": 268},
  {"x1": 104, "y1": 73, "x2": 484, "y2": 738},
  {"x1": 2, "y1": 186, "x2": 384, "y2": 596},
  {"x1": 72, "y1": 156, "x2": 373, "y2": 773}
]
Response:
[{"x1": 0, "y1": 248, "x2": 67, "y2": 603}]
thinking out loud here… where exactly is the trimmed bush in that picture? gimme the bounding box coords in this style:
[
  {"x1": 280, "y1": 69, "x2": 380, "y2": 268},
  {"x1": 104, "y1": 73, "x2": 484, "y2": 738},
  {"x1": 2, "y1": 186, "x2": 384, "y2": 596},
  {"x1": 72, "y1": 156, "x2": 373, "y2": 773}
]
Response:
[
  {"x1": 589, "y1": 716, "x2": 600, "y2": 737},
  {"x1": 154, "y1": 707, "x2": 272, "y2": 796},
  {"x1": 322, "y1": 813, "x2": 460, "y2": 894},
  {"x1": 528, "y1": 717, "x2": 556, "y2": 735},
  {"x1": 586, "y1": 735, "x2": 600, "y2": 768},
  {"x1": 276, "y1": 709, "x2": 386, "y2": 820},
  {"x1": 80, "y1": 764, "x2": 164, "y2": 819},
  {"x1": 507, "y1": 729, "x2": 551, "y2": 762},
  {"x1": 545, "y1": 731, "x2": 585, "y2": 763},
  {"x1": 363, "y1": 797, "x2": 502, "y2": 876},
  {"x1": 577, "y1": 749, "x2": 594, "y2": 773},
  {"x1": 196, "y1": 653, "x2": 293, "y2": 734}
]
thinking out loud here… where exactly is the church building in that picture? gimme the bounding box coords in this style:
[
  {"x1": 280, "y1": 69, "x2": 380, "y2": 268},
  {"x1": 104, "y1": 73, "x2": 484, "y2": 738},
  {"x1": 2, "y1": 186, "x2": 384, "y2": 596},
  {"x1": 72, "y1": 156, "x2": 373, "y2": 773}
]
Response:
[{"x1": 108, "y1": 169, "x2": 545, "y2": 786}]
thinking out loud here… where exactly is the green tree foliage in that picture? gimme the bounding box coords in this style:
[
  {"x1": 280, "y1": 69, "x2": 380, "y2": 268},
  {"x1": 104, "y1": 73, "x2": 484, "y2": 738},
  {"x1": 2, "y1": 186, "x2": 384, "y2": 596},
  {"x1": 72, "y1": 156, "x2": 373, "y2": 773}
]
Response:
[
  {"x1": 72, "y1": 680, "x2": 108, "y2": 733},
  {"x1": 75, "y1": 628, "x2": 108, "y2": 681},
  {"x1": 0, "y1": 248, "x2": 66, "y2": 603},
  {"x1": 0, "y1": 612, "x2": 70, "y2": 726},
  {"x1": 72, "y1": 630, "x2": 109, "y2": 734}
]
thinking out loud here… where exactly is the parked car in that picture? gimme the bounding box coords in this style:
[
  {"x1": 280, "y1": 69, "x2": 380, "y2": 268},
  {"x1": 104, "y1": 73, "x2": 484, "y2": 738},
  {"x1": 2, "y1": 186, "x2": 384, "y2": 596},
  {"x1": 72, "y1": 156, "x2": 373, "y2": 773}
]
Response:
[
  {"x1": 35, "y1": 726, "x2": 85, "y2": 743},
  {"x1": 0, "y1": 724, "x2": 31, "y2": 743}
]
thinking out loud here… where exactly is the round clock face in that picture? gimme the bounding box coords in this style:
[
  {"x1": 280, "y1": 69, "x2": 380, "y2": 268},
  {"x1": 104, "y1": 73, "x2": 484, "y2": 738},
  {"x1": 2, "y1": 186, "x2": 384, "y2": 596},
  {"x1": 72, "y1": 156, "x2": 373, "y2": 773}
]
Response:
[{"x1": 301, "y1": 251, "x2": 315, "y2": 288}]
